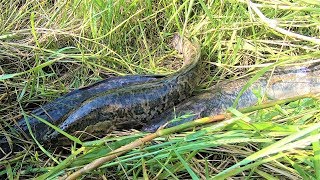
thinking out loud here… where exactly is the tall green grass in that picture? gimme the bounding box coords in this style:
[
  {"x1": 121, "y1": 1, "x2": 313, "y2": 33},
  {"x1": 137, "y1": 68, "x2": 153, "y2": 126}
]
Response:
[{"x1": 0, "y1": 0, "x2": 320, "y2": 179}]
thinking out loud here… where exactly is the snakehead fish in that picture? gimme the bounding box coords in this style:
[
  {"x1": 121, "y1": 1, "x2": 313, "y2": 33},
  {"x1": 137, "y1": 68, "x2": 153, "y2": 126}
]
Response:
[
  {"x1": 39, "y1": 34, "x2": 201, "y2": 142},
  {"x1": 143, "y1": 62, "x2": 320, "y2": 132},
  {"x1": 6, "y1": 75, "x2": 163, "y2": 141}
]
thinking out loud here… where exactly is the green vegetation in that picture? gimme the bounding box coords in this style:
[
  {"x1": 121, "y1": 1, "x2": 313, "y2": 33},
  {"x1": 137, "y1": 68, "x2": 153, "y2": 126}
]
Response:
[{"x1": 1, "y1": 0, "x2": 320, "y2": 179}]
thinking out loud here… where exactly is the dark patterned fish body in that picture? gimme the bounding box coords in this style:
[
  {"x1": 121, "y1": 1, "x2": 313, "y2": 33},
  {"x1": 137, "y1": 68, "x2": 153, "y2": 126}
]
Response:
[{"x1": 12, "y1": 75, "x2": 163, "y2": 140}]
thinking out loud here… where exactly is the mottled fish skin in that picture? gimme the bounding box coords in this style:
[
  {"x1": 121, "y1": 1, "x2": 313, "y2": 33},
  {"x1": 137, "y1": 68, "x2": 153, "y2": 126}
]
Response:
[
  {"x1": 143, "y1": 63, "x2": 320, "y2": 132},
  {"x1": 42, "y1": 34, "x2": 201, "y2": 142},
  {"x1": 1, "y1": 75, "x2": 162, "y2": 150}
]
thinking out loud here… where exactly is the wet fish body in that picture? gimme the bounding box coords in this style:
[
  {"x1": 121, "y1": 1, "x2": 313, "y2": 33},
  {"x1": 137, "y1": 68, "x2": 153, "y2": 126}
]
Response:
[{"x1": 12, "y1": 75, "x2": 163, "y2": 140}]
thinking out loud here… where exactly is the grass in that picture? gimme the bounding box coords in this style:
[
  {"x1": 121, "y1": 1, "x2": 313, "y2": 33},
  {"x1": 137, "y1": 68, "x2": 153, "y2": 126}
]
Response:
[{"x1": 0, "y1": 0, "x2": 320, "y2": 179}]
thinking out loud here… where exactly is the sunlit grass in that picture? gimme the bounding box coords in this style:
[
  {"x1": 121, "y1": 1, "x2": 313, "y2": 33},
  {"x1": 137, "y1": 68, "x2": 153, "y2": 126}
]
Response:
[{"x1": 0, "y1": 0, "x2": 320, "y2": 179}]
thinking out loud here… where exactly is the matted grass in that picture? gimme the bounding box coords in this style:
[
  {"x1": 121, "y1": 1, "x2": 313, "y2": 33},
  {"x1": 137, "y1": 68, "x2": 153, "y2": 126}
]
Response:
[{"x1": 0, "y1": 0, "x2": 320, "y2": 179}]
